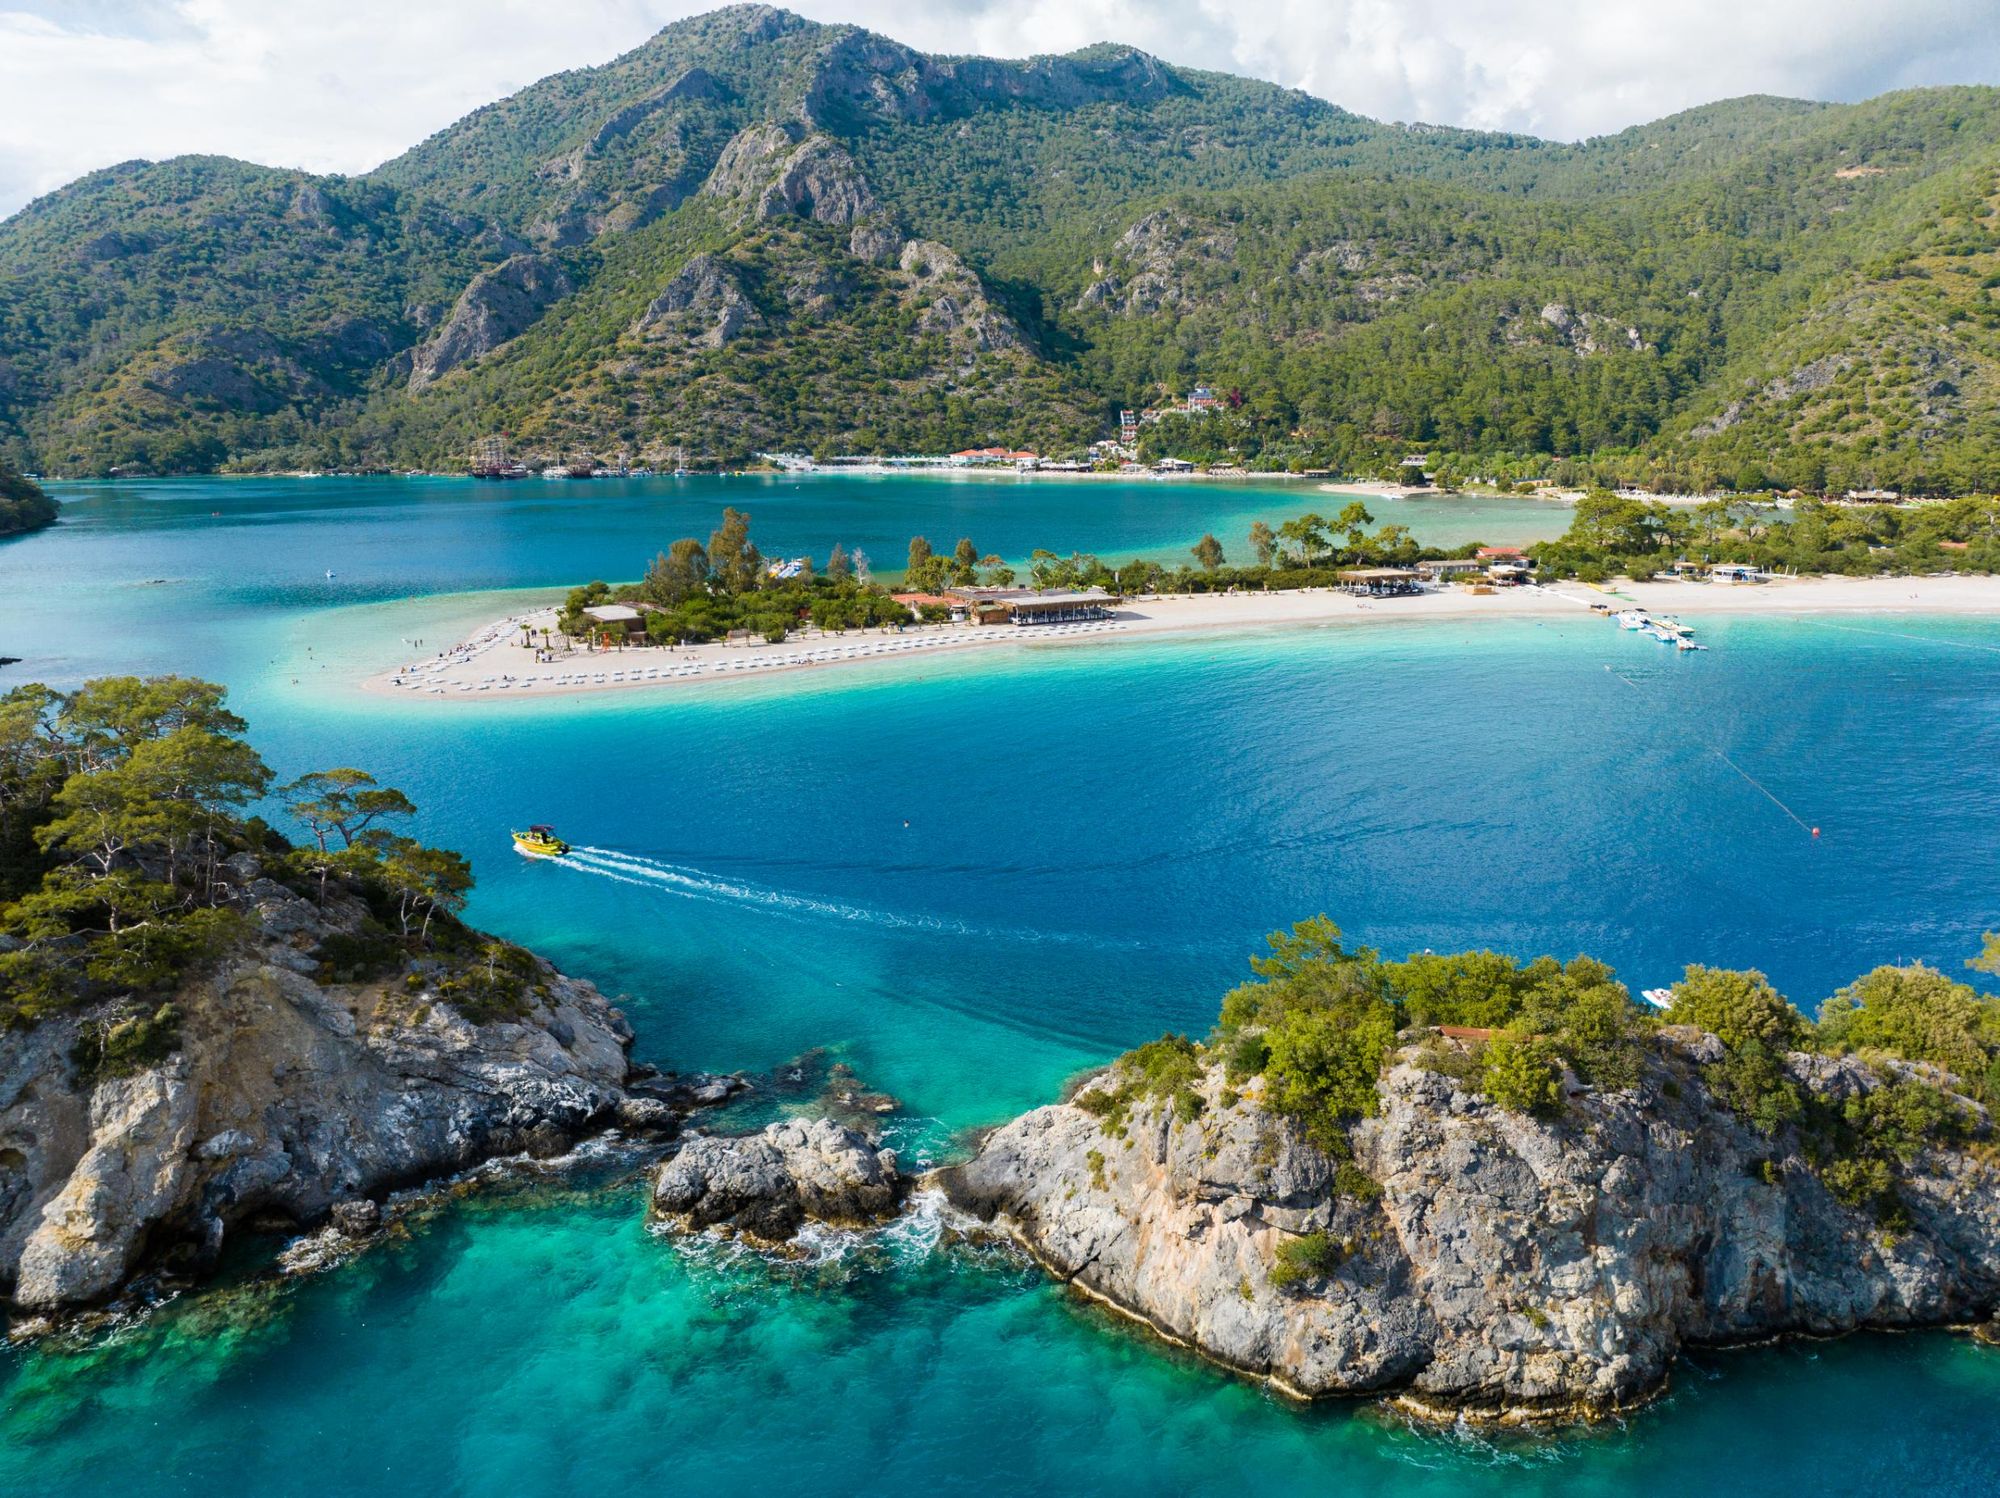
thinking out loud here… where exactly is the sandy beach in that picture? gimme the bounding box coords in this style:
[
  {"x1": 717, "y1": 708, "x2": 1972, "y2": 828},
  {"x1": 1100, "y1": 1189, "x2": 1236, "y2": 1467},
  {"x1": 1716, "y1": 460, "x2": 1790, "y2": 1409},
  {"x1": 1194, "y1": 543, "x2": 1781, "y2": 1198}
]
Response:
[{"x1": 362, "y1": 573, "x2": 2000, "y2": 703}]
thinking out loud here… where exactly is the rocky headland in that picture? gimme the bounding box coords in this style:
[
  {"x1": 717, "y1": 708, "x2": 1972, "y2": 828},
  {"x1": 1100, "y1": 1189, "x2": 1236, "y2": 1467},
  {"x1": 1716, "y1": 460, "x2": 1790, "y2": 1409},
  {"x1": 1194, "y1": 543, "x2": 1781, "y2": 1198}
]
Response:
[
  {"x1": 939, "y1": 1028, "x2": 2000, "y2": 1423},
  {"x1": 0, "y1": 854, "x2": 740, "y2": 1322}
]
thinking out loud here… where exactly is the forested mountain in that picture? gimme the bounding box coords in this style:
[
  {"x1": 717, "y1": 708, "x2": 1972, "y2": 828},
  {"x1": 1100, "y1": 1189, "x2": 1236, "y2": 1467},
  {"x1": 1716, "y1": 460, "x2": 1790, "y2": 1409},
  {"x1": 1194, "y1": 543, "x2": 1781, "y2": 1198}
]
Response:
[{"x1": 1, "y1": 3, "x2": 1997, "y2": 491}]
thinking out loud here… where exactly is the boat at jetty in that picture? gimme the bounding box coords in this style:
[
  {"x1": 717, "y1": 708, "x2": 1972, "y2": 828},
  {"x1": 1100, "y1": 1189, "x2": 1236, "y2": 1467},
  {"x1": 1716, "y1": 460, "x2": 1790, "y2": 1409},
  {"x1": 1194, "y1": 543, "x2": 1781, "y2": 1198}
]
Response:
[{"x1": 512, "y1": 825, "x2": 570, "y2": 858}]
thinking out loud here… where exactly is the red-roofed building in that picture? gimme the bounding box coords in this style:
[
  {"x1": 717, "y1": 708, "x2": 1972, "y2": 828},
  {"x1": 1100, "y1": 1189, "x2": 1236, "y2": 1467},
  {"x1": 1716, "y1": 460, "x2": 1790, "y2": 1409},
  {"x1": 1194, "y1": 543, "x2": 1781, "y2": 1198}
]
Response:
[
  {"x1": 891, "y1": 591, "x2": 969, "y2": 621},
  {"x1": 1475, "y1": 545, "x2": 1526, "y2": 559}
]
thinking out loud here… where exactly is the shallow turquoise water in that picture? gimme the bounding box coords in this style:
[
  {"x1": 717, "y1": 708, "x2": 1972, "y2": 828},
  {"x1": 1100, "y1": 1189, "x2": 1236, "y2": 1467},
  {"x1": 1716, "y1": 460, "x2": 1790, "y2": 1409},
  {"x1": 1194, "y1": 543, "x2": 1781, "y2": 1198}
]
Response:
[{"x1": 5, "y1": 478, "x2": 2000, "y2": 1495}]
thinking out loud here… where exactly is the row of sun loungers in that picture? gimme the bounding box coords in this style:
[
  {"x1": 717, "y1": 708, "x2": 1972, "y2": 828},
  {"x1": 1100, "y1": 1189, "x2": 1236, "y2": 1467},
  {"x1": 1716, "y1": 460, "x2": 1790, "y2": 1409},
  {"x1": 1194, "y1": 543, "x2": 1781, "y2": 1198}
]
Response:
[{"x1": 397, "y1": 620, "x2": 1129, "y2": 692}]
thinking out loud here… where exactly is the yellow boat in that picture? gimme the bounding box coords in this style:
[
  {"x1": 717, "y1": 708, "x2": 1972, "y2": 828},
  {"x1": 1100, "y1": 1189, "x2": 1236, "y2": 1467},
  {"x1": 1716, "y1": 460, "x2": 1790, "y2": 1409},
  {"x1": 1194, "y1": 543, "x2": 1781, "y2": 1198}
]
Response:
[{"x1": 512, "y1": 824, "x2": 569, "y2": 858}]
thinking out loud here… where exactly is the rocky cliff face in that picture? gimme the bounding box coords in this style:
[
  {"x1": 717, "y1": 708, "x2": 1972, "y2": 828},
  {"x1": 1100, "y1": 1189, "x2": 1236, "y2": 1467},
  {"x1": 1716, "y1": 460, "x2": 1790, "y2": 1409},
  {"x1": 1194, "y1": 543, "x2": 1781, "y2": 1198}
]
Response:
[
  {"x1": 631, "y1": 253, "x2": 763, "y2": 347},
  {"x1": 897, "y1": 241, "x2": 1020, "y2": 354},
  {"x1": 0, "y1": 859, "x2": 656, "y2": 1315},
  {"x1": 408, "y1": 253, "x2": 574, "y2": 389},
  {"x1": 942, "y1": 1034, "x2": 2000, "y2": 1421},
  {"x1": 699, "y1": 125, "x2": 879, "y2": 227}
]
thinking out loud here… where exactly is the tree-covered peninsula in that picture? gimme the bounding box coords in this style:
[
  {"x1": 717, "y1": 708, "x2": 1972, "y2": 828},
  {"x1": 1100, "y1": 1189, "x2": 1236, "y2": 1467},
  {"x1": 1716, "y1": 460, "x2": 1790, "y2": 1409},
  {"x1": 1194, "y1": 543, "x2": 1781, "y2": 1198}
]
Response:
[{"x1": 0, "y1": 467, "x2": 54, "y2": 538}]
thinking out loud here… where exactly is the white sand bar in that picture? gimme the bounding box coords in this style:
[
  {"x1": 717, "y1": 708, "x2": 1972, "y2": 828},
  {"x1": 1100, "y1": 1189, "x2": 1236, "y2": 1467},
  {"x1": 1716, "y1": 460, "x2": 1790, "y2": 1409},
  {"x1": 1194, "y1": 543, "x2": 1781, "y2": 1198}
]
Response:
[{"x1": 362, "y1": 574, "x2": 2000, "y2": 703}]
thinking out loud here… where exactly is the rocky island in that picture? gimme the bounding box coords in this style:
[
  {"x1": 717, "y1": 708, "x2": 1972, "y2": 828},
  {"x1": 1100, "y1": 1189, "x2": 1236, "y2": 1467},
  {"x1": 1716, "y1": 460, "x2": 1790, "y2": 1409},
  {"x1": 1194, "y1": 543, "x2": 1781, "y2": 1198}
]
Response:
[{"x1": 941, "y1": 922, "x2": 2000, "y2": 1422}]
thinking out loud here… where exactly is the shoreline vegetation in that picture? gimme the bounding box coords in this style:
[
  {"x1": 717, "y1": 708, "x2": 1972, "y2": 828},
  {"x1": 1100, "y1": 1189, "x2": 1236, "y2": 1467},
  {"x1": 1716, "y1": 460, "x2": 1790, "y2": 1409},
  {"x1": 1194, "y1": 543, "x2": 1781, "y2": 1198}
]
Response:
[
  {"x1": 0, "y1": 676, "x2": 514, "y2": 1025},
  {"x1": 0, "y1": 467, "x2": 55, "y2": 539},
  {"x1": 940, "y1": 917, "x2": 2000, "y2": 1423},
  {"x1": 368, "y1": 495, "x2": 2000, "y2": 701}
]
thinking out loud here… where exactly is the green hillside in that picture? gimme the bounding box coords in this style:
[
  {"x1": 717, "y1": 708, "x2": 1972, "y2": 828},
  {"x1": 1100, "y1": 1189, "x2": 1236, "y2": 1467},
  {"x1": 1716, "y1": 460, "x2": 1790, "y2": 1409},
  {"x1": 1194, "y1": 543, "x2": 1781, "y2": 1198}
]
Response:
[{"x1": 1, "y1": 3, "x2": 1997, "y2": 491}]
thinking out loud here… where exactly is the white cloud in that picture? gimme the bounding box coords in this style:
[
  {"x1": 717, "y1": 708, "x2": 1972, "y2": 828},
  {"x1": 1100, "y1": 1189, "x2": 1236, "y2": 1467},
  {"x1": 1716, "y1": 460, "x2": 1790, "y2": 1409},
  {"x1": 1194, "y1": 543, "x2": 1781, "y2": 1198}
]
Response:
[{"x1": 1, "y1": 0, "x2": 1997, "y2": 217}]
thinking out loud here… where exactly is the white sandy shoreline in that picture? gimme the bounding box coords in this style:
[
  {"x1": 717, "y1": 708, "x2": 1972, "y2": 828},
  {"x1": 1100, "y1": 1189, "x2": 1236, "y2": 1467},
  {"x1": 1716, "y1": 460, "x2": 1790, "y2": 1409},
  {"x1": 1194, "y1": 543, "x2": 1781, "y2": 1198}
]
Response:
[{"x1": 360, "y1": 574, "x2": 2000, "y2": 703}]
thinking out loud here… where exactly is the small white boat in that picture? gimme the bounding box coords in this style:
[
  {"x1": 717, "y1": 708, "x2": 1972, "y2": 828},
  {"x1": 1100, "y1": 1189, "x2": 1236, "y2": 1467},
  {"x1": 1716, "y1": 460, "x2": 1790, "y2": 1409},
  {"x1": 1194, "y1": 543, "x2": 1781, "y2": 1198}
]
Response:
[
  {"x1": 1615, "y1": 609, "x2": 1650, "y2": 630},
  {"x1": 1640, "y1": 988, "x2": 1675, "y2": 1011}
]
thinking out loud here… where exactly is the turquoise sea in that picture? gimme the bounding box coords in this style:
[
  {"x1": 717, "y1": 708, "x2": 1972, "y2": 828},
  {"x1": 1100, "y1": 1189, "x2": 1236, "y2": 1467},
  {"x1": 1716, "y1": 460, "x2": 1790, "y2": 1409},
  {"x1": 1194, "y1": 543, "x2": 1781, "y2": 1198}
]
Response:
[{"x1": 5, "y1": 475, "x2": 2000, "y2": 1496}]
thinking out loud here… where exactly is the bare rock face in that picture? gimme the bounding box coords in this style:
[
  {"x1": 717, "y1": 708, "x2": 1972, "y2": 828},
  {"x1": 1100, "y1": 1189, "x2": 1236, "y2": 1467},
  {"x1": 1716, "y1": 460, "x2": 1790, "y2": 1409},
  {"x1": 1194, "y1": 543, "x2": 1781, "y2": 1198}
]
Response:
[
  {"x1": 651, "y1": 1117, "x2": 901, "y2": 1241},
  {"x1": 0, "y1": 870, "x2": 641, "y2": 1313},
  {"x1": 848, "y1": 218, "x2": 904, "y2": 266},
  {"x1": 631, "y1": 254, "x2": 762, "y2": 347},
  {"x1": 699, "y1": 126, "x2": 878, "y2": 227},
  {"x1": 801, "y1": 31, "x2": 1183, "y2": 128},
  {"x1": 943, "y1": 1042, "x2": 2000, "y2": 1422},
  {"x1": 407, "y1": 253, "x2": 573, "y2": 389},
  {"x1": 1075, "y1": 209, "x2": 1237, "y2": 316},
  {"x1": 897, "y1": 240, "x2": 1019, "y2": 353}
]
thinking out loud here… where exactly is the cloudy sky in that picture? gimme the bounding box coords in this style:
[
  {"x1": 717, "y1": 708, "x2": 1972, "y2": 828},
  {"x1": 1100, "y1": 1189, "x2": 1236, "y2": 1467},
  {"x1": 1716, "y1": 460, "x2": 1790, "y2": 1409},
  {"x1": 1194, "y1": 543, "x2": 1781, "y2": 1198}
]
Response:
[{"x1": 2, "y1": 0, "x2": 1998, "y2": 217}]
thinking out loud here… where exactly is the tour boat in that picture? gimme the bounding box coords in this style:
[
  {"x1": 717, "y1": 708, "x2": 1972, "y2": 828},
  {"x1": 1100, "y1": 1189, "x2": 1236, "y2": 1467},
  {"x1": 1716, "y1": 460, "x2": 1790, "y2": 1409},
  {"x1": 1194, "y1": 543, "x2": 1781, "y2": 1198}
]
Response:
[{"x1": 512, "y1": 824, "x2": 570, "y2": 858}]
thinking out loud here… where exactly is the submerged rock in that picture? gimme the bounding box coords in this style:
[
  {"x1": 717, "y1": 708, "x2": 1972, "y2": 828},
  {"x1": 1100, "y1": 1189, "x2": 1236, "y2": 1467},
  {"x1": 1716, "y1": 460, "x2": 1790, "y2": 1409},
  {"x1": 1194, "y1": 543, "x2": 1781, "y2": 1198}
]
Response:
[{"x1": 650, "y1": 1118, "x2": 902, "y2": 1242}]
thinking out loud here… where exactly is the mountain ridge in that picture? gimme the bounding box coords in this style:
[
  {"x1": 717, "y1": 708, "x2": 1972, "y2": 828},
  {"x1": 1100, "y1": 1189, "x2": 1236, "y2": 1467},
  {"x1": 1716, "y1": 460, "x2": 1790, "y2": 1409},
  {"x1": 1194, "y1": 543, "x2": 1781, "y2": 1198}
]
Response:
[{"x1": 1, "y1": 5, "x2": 1997, "y2": 491}]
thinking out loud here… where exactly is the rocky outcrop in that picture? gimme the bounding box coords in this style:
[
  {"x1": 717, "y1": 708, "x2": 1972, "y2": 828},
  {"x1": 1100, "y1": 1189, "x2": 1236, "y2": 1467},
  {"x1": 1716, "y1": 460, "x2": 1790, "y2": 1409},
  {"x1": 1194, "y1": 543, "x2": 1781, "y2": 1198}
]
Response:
[
  {"x1": 847, "y1": 218, "x2": 904, "y2": 266},
  {"x1": 942, "y1": 1037, "x2": 2000, "y2": 1422},
  {"x1": 1076, "y1": 210, "x2": 1237, "y2": 316},
  {"x1": 651, "y1": 1117, "x2": 901, "y2": 1241},
  {"x1": 0, "y1": 859, "x2": 709, "y2": 1316},
  {"x1": 699, "y1": 126, "x2": 879, "y2": 227},
  {"x1": 407, "y1": 254, "x2": 573, "y2": 389},
  {"x1": 898, "y1": 240, "x2": 1020, "y2": 353},
  {"x1": 630, "y1": 253, "x2": 762, "y2": 347},
  {"x1": 1532, "y1": 302, "x2": 1647, "y2": 356},
  {"x1": 801, "y1": 31, "x2": 1185, "y2": 128}
]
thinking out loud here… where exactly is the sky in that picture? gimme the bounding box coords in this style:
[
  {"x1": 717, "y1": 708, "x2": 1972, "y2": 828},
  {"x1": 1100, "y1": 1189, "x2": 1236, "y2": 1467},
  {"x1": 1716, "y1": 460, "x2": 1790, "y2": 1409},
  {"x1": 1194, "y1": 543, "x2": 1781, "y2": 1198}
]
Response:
[{"x1": 2, "y1": 0, "x2": 1998, "y2": 217}]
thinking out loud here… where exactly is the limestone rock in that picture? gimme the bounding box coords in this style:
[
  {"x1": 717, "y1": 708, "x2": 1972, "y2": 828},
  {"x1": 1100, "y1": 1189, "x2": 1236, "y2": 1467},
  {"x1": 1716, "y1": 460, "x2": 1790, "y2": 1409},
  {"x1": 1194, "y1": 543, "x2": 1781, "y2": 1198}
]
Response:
[
  {"x1": 700, "y1": 126, "x2": 878, "y2": 227},
  {"x1": 651, "y1": 1117, "x2": 901, "y2": 1241},
  {"x1": 630, "y1": 254, "x2": 762, "y2": 348},
  {"x1": 408, "y1": 254, "x2": 573, "y2": 389},
  {"x1": 943, "y1": 1046, "x2": 2000, "y2": 1421},
  {"x1": 0, "y1": 878, "x2": 680, "y2": 1313},
  {"x1": 848, "y1": 218, "x2": 904, "y2": 266},
  {"x1": 897, "y1": 241, "x2": 1019, "y2": 353}
]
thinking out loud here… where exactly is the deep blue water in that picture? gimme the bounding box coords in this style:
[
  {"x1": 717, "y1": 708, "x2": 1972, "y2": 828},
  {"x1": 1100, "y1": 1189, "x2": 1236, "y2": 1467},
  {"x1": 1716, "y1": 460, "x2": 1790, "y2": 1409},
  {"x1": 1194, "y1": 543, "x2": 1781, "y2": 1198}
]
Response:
[{"x1": 4, "y1": 476, "x2": 2000, "y2": 1496}]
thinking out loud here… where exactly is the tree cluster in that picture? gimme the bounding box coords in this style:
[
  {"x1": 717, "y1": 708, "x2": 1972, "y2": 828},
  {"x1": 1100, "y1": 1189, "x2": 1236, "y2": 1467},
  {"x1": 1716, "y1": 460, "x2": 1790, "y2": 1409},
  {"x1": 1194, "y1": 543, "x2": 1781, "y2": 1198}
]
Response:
[{"x1": 0, "y1": 677, "x2": 479, "y2": 1036}]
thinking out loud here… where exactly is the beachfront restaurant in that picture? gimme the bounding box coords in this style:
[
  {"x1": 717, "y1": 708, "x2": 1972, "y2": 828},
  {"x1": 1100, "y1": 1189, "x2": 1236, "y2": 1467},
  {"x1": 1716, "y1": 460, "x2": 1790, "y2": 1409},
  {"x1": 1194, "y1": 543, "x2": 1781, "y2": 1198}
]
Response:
[
  {"x1": 1337, "y1": 567, "x2": 1424, "y2": 597},
  {"x1": 951, "y1": 586, "x2": 1116, "y2": 625},
  {"x1": 582, "y1": 603, "x2": 647, "y2": 640},
  {"x1": 1416, "y1": 558, "x2": 1486, "y2": 582}
]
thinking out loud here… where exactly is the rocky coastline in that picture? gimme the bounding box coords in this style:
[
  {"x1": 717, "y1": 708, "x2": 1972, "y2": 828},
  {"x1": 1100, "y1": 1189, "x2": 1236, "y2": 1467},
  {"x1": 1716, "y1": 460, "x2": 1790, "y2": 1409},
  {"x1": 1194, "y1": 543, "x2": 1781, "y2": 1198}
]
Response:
[
  {"x1": 11, "y1": 843, "x2": 2000, "y2": 1428},
  {"x1": 0, "y1": 855, "x2": 742, "y2": 1327},
  {"x1": 937, "y1": 1030, "x2": 2000, "y2": 1424}
]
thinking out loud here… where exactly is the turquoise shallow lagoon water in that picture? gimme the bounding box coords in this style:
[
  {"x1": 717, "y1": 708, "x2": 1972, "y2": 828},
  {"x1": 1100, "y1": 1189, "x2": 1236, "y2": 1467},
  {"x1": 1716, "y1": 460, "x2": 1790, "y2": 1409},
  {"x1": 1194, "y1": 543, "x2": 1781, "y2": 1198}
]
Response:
[{"x1": 5, "y1": 477, "x2": 2000, "y2": 1495}]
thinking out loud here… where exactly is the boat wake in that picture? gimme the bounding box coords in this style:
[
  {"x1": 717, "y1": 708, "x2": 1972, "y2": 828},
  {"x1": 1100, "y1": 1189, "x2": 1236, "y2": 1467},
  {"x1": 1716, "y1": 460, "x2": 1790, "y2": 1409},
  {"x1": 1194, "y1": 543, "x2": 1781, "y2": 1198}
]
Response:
[
  {"x1": 554, "y1": 845, "x2": 1153, "y2": 950},
  {"x1": 558, "y1": 845, "x2": 990, "y2": 935}
]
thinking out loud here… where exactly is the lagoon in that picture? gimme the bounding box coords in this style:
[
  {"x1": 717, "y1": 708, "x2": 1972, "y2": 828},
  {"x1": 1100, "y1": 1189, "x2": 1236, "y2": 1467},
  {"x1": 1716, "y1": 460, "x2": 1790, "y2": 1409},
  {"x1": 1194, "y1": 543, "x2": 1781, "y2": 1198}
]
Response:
[{"x1": 4, "y1": 475, "x2": 2000, "y2": 1495}]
